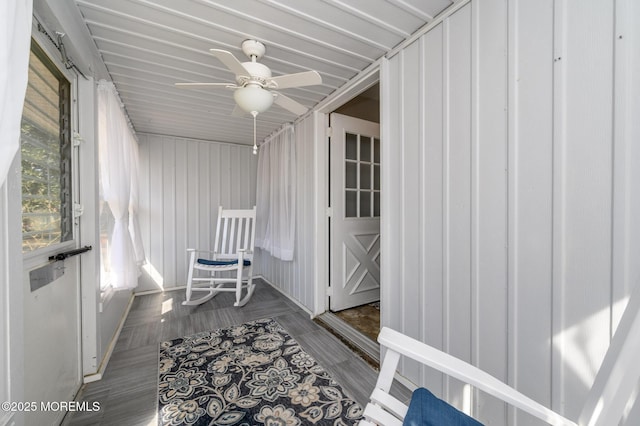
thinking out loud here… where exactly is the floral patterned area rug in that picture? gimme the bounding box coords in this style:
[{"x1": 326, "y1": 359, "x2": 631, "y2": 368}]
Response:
[{"x1": 158, "y1": 318, "x2": 364, "y2": 425}]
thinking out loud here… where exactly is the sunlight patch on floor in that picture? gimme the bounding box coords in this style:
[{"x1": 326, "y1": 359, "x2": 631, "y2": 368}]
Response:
[{"x1": 162, "y1": 298, "x2": 173, "y2": 315}]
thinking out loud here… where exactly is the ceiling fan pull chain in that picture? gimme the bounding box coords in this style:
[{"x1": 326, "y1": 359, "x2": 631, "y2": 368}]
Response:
[{"x1": 252, "y1": 111, "x2": 258, "y2": 155}]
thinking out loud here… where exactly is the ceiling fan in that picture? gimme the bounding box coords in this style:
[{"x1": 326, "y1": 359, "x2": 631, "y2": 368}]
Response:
[{"x1": 175, "y1": 40, "x2": 323, "y2": 153}]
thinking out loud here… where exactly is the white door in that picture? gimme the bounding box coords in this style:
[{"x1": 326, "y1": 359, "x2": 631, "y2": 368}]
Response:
[
  {"x1": 21, "y1": 42, "x2": 83, "y2": 425},
  {"x1": 329, "y1": 113, "x2": 381, "y2": 311}
]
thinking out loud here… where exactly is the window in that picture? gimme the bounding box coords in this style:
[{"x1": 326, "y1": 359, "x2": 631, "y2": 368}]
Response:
[
  {"x1": 345, "y1": 132, "x2": 380, "y2": 218},
  {"x1": 20, "y1": 41, "x2": 72, "y2": 252}
]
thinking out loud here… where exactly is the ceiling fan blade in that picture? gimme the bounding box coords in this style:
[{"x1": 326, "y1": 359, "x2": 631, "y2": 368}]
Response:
[
  {"x1": 274, "y1": 93, "x2": 308, "y2": 116},
  {"x1": 175, "y1": 82, "x2": 237, "y2": 89},
  {"x1": 210, "y1": 49, "x2": 250, "y2": 77},
  {"x1": 268, "y1": 70, "x2": 322, "y2": 89}
]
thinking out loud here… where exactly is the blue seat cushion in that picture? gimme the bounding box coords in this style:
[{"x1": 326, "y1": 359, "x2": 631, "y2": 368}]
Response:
[
  {"x1": 197, "y1": 258, "x2": 251, "y2": 266},
  {"x1": 403, "y1": 388, "x2": 484, "y2": 426}
]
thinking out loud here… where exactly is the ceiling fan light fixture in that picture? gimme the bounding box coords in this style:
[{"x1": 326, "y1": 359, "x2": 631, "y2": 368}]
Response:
[{"x1": 234, "y1": 85, "x2": 274, "y2": 114}]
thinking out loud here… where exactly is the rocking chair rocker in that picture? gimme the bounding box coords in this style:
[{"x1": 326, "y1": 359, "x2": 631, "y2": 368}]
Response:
[
  {"x1": 362, "y1": 280, "x2": 640, "y2": 425},
  {"x1": 183, "y1": 206, "x2": 256, "y2": 307}
]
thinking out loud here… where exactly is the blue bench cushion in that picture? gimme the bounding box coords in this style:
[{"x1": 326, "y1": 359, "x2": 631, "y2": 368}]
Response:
[
  {"x1": 197, "y1": 258, "x2": 251, "y2": 266},
  {"x1": 403, "y1": 388, "x2": 484, "y2": 426}
]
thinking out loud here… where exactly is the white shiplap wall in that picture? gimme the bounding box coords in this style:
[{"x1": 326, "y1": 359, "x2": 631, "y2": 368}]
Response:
[
  {"x1": 137, "y1": 133, "x2": 257, "y2": 292},
  {"x1": 254, "y1": 115, "x2": 316, "y2": 312},
  {"x1": 381, "y1": 0, "x2": 640, "y2": 425}
]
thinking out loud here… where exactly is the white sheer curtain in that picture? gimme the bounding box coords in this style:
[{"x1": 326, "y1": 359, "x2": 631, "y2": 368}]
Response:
[
  {"x1": 0, "y1": 0, "x2": 33, "y2": 187},
  {"x1": 98, "y1": 80, "x2": 145, "y2": 289},
  {"x1": 255, "y1": 124, "x2": 296, "y2": 261}
]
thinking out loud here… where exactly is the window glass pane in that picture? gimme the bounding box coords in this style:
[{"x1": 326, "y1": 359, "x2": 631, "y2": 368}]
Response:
[
  {"x1": 361, "y1": 136, "x2": 371, "y2": 162},
  {"x1": 21, "y1": 44, "x2": 72, "y2": 252},
  {"x1": 374, "y1": 165, "x2": 380, "y2": 190},
  {"x1": 360, "y1": 191, "x2": 371, "y2": 217},
  {"x1": 360, "y1": 163, "x2": 371, "y2": 190},
  {"x1": 346, "y1": 191, "x2": 357, "y2": 217},
  {"x1": 345, "y1": 162, "x2": 357, "y2": 189},
  {"x1": 374, "y1": 192, "x2": 380, "y2": 217},
  {"x1": 345, "y1": 133, "x2": 358, "y2": 160},
  {"x1": 374, "y1": 138, "x2": 380, "y2": 163}
]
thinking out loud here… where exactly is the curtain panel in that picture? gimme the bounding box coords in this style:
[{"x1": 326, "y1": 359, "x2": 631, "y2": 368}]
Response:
[
  {"x1": 97, "y1": 80, "x2": 145, "y2": 289},
  {"x1": 0, "y1": 0, "x2": 33, "y2": 187},
  {"x1": 255, "y1": 125, "x2": 296, "y2": 261}
]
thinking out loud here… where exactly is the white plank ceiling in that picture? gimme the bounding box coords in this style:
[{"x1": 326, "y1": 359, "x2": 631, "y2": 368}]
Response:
[{"x1": 75, "y1": 0, "x2": 453, "y2": 145}]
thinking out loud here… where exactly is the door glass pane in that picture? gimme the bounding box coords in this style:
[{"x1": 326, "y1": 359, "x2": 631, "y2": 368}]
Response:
[
  {"x1": 374, "y1": 165, "x2": 380, "y2": 190},
  {"x1": 360, "y1": 191, "x2": 371, "y2": 217},
  {"x1": 361, "y1": 136, "x2": 371, "y2": 162},
  {"x1": 360, "y1": 163, "x2": 371, "y2": 189},
  {"x1": 345, "y1": 133, "x2": 358, "y2": 160},
  {"x1": 346, "y1": 191, "x2": 357, "y2": 217},
  {"x1": 345, "y1": 162, "x2": 357, "y2": 189},
  {"x1": 374, "y1": 138, "x2": 380, "y2": 163},
  {"x1": 21, "y1": 43, "x2": 72, "y2": 252},
  {"x1": 374, "y1": 192, "x2": 380, "y2": 217}
]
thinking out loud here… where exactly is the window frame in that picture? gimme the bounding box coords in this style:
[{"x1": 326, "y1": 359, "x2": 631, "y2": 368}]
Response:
[{"x1": 21, "y1": 36, "x2": 79, "y2": 268}]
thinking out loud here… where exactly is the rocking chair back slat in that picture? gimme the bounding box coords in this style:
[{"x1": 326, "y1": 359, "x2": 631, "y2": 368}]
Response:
[
  {"x1": 221, "y1": 216, "x2": 229, "y2": 254},
  {"x1": 229, "y1": 217, "x2": 237, "y2": 254},
  {"x1": 235, "y1": 217, "x2": 243, "y2": 254},
  {"x1": 243, "y1": 218, "x2": 250, "y2": 251}
]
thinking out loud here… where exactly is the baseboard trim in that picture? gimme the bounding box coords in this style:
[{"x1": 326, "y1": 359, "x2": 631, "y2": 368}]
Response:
[
  {"x1": 254, "y1": 275, "x2": 313, "y2": 318},
  {"x1": 83, "y1": 292, "x2": 135, "y2": 384}
]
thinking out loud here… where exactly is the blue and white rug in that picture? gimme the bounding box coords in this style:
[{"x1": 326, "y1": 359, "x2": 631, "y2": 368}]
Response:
[{"x1": 158, "y1": 318, "x2": 363, "y2": 425}]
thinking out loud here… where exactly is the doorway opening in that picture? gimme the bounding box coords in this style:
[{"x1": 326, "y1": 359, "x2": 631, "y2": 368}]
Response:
[{"x1": 316, "y1": 82, "x2": 381, "y2": 362}]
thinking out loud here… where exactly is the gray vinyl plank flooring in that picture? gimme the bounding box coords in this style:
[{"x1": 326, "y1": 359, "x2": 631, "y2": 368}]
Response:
[{"x1": 63, "y1": 281, "x2": 393, "y2": 425}]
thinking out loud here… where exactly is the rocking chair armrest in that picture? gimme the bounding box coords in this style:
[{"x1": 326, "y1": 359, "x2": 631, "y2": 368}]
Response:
[{"x1": 376, "y1": 328, "x2": 578, "y2": 426}]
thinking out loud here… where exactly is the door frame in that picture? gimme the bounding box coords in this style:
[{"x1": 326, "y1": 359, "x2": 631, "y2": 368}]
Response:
[
  {"x1": 311, "y1": 66, "x2": 381, "y2": 316},
  {"x1": 328, "y1": 113, "x2": 381, "y2": 311},
  {"x1": 20, "y1": 27, "x2": 85, "y2": 419}
]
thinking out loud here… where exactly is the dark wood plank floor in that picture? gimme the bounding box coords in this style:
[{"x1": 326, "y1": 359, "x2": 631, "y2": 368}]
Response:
[{"x1": 63, "y1": 281, "x2": 410, "y2": 425}]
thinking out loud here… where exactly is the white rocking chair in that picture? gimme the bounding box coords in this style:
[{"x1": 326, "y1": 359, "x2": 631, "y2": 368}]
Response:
[
  {"x1": 362, "y1": 281, "x2": 640, "y2": 425},
  {"x1": 183, "y1": 206, "x2": 257, "y2": 307}
]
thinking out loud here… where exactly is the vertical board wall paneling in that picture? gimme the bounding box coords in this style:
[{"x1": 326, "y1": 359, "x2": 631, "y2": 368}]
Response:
[
  {"x1": 148, "y1": 136, "x2": 165, "y2": 289},
  {"x1": 400, "y1": 40, "x2": 422, "y2": 382},
  {"x1": 509, "y1": 0, "x2": 555, "y2": 425},
  {"x1": 613, "y1": 0, "x2": 640, "y2": 327},
  {"x1": 254, "y1": 115, "x2": 316, "y2": 312},
  {"x1": 162, "y1": 139, "x2": 176, "y2": 287},
  {"x1": 381, "y1": 54, "x2": 403, "y2": 335},
  {"x1": 610, "y1": 0, "x2": 640, "y2": 423},
  {"x1": 444, "y1": 4, "x2": 472, "y2": 409},
  {"x1": 552, "y1": 1, "x2": 614, "y2": 419},
  {"x1": 381, "y1": 0, "x2": 640, "y2": 424},
  {"x1": 186, "y1": 142, "x2": 199, "y2": 252},
  {"x1": 138, "y1": 134, "x2": 151, "y2": 287},
  {"x1": 472, "y1": 0, "x2": 508, "y2": 423},
  {"x1": 174, "y1": 139, "x2": 188, "y2": 284},
  {"x1": 138, "y1": 134, "x2": 257, "y2": 292},
  {"x1": 198, "y1": 142, "x2": 211, "y2": 253},
  {"x1": 421, "y1": 22, "x2": 445, "y2": 398}
]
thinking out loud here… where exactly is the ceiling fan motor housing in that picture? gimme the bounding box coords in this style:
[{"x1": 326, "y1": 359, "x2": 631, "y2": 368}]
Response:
[{"x1": 237, "y1": 61, "x2": 272, "y2": 86}]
